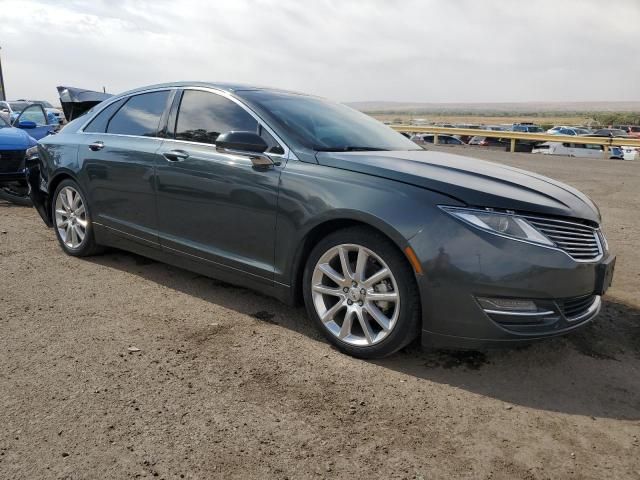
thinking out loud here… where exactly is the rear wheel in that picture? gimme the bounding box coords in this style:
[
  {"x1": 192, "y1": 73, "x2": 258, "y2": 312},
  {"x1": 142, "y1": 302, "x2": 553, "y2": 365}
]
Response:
[
  {"x1": 52, "y1": 179, "x2": 102, "y2": 256},
  {"x1": 303, "y1": 227, "x2": 421, "y2": 358}
]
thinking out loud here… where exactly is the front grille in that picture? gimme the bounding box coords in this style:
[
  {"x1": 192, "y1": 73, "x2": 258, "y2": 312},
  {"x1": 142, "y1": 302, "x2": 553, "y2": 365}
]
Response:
[
  {"x1": 0, "y1": 150, "x2": 26, "y2": 174},
  {"x1": 559, "y1": 295, "x2": 598, "y2": 321},
  {"x1": 523, "y1": 214, "x2": 602, "y2": 261}
]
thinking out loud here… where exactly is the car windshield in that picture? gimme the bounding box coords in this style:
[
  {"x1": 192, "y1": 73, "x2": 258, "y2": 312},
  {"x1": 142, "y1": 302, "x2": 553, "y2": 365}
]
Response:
[
  {"x1": 34, "y1": 100, "x2": 54, "y2": 108},
  {"x1": 9, "y1": 102, "x2": 29, "y2": 112},
  {"x1": 239, "y1": 91, "x2": 420, "y2": 151}
]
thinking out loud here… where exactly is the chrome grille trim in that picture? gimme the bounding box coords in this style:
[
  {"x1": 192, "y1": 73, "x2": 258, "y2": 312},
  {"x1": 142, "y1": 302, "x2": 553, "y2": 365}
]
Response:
[
  {"x1": 523, "y1": 214, "x2": 603, "y2": 262},
  {"x1": 559, "y1": 295, "x2": 601, "y2": 322}
]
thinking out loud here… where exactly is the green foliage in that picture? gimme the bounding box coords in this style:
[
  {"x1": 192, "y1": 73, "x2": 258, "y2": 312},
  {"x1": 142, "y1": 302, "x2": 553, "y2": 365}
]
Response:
[{"x1": 588, "y1": 112, "x2": 640, "y2": 126}]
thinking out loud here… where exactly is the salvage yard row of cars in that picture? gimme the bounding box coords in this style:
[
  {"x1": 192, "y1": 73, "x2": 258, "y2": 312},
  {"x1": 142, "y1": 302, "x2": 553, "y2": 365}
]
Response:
[
  {"x1": 0, "y1": 87, "x2": 109, "y2": 204},
  {"x1": 410, "y1": 123, "x2": 640, "y2": 160},
  {"x1": 0, "y1": 81, "x2": 617, "y2": 358}
]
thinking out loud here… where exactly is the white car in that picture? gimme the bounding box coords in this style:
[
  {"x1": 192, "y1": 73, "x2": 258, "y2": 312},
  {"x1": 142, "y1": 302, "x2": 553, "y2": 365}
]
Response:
[
  {"x1": 532, "y1": 141, "x2": 623, "y2": 159},
  {"x1": 546, "y1": 126, "x2": 591, "y2": 136},
  {"x1": 621, "y1": 146, "x2": 639, "y2": 161}
]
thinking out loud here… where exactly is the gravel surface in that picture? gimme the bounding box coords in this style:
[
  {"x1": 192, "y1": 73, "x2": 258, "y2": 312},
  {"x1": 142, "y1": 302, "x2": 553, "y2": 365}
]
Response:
[{"x1": 1, "y1": 149, "x2": 639, "y2": 479}]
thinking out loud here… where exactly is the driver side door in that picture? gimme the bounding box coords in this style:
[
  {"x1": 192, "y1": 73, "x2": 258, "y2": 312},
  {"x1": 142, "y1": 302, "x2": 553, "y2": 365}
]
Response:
[
  {"x1": 156, "y1": 89, "x2": 286, "y2": 281},
  {"x1": 14, "y1": 104, "x2": 55, "y2": 140}
]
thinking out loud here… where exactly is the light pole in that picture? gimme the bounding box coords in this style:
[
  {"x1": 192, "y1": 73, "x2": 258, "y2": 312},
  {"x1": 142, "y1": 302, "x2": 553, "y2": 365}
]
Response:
[{"x1": 0, "y1": 46, "x2": 6, "y2": 101}]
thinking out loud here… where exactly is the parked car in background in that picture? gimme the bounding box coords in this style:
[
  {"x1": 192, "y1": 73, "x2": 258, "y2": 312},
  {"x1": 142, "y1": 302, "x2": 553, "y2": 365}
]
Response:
[
  {"x1": 9, "y1": 104, "x2": 58, "y2": 141},
  {"x1": 512, "y1": 123, "x2": 544, "y2": 133},
  {"x1": 57, "y1": 85, "x2": 113, "y2": 121},
  {"x1": 532, "y1": 142, "x2": 623, "y2": 159},
  {"x1": 482, "y1": 125, "x2": 508, "y2": 131},
  {"x1": 26, "y1": 82, "x2": 615, "y2": 358},
  {"x1": 0, "y1": 101, "x2": 29, "y2": 121},
  {"x1": 0, "y1": 112, "x2": 41, "y2": 205},
  {"x1": 590, "y1": 128, "x2": 629, "y2": 138},
  {"x1": 468, "y1": 136, "x2": 505, "y2": 147},
  {"x1": 621, "y1": 146, "x2": 639, "y2": 160},
  {"x1": 410, "y1": 134, "x2": 464, "y2": 146},
  {"x1": 616, "y1": 125, "x2": 640, "y2": 138},
  {"x1": 546, "y1": 126, "x2": 590, "y2": 136},
  {"x1": 17, "y1": 99, "x2": 65, "y2": 124}
]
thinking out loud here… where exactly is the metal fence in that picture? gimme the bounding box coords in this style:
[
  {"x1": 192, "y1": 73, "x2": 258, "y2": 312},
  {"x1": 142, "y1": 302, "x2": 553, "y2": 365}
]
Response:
[{"x1": 391, "y1": 125, "x2": 640, "y2": 154}]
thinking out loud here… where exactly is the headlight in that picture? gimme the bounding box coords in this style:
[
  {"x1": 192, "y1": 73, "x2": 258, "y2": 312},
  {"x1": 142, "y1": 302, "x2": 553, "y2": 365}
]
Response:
[
  {"x1": 440, "y1": 206, "x2": 554, "y2": 247},
  {"x1": 26, "y1": 146, "x2": 39, "y2": 159}
]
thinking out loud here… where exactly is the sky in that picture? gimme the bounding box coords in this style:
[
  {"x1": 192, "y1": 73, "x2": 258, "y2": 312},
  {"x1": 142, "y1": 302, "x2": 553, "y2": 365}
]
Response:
[{"x1": 1, "y1": 0, "x2": 639, "y2": 105}]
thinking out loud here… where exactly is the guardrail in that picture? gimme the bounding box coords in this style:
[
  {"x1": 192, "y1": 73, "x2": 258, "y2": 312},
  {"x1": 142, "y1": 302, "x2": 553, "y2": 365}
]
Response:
[{"x1": 390, "y1": 125, "x2": 640, "y2": 155}]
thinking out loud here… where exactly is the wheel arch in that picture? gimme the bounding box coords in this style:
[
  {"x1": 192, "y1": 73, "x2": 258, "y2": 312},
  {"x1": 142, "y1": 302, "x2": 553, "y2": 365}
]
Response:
[
  {"x1": 38, "y1": 170, "x2": 78, "y2": 226},
  {"x1": 289, "y1": 214, "x2": 417, "y2": 306}
]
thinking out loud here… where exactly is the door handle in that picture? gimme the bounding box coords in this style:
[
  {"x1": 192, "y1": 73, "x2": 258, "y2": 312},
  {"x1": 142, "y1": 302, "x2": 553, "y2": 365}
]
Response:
[
  {"x1": 89, "y1": 141, "x2": 104, "y2": 151},
  {"x1": 163, "y1": 150, "x2": 190, "y2": 162}
]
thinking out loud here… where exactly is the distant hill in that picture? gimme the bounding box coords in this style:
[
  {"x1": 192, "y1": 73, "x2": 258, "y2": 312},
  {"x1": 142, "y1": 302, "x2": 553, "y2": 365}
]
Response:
[{"x1": 346, "y1": 101, "x2": 640, "y2": 113}]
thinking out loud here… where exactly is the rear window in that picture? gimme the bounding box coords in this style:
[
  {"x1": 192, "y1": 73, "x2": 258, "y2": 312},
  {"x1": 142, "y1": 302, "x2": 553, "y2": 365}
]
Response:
[{"x1": 106, "y1": 91, "x2": 170, "y2": 137}]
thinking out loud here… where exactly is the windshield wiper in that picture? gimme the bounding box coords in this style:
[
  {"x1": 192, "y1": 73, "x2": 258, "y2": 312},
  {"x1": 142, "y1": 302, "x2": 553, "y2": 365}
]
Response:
[{"x1": 313, "y1": 146, "x2": 390, "y2": 152}]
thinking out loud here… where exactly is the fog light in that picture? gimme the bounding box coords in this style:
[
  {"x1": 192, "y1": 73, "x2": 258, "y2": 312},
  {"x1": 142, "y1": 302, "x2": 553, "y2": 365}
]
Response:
[{"x1": 477, "y1": 297, "x2": 538, "y2": 312}]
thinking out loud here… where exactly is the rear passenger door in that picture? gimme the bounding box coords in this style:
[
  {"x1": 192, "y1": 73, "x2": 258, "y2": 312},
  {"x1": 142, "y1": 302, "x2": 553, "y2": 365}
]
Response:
[
  {"x1": 155, "y1": 88, "x2": 286, "y2": 280},
  {"x1": 78, "y1": 90, "x2": 173, "y2": 245}
]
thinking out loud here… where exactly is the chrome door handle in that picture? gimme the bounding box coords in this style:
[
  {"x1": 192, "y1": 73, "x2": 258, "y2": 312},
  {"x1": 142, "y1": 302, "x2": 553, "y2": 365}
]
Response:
[
  {"x1": 163, "y1": 150, "x2": 189, "y2": 162},
  {"x1": 89, "y1": 141, "x2": 104, "y2": 151}
]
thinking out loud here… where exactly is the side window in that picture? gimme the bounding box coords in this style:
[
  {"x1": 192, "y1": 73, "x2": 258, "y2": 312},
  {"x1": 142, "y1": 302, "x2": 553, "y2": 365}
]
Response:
[
  {"x1": 175, "y1": 90, "x2": 258, "y2": 144},
  {"x1": 83, "y1": 98, "x2": 126, "y2": 133},
  {"x1": 107, "y1": 91, "x2": 170, "y2": 137}
]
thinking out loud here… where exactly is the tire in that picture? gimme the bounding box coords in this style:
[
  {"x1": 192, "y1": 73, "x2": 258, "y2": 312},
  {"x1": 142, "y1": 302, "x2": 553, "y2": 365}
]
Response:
[
  {"x1": 303, "y1": 226, "x2": 421, "y2": 359},
  {"x1": 0, "y1": 183, "x2": 33, "y2": 206},
  {"x1": 51, "y1": 179, "x2": 103, "y2": 257}
]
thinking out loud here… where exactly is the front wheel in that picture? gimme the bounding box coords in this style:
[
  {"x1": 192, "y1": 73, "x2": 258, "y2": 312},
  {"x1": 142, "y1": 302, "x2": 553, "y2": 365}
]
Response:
[{"x1": 303, "y1": 227, "x2": 421, "y2": 359}]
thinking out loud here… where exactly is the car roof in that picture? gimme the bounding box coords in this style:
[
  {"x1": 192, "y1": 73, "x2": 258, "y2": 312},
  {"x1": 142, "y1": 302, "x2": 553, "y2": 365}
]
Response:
[{"x1": 116, "y1": 81, "x2": 311, "y2": 98}]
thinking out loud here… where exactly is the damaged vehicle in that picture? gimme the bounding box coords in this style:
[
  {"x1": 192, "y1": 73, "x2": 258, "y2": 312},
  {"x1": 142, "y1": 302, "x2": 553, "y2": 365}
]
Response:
[
  {"x1": 0, "y1": 104, "x2": 57, "y2": 205},
  {"x1": 26, "y1": 82, "x2": 616, "y2": 358},
  {"x1": 57, "y1": 86, "x2": 112, "y2": 122}
]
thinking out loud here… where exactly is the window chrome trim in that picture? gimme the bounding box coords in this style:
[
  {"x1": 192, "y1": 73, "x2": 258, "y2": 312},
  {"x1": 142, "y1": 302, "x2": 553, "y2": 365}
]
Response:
[
  {"x1": 78, "y1": 85, "x2": 291, "y2": 160},
  {"x1": 439, "y1": 205, "x2": 604, "y2": 264}
]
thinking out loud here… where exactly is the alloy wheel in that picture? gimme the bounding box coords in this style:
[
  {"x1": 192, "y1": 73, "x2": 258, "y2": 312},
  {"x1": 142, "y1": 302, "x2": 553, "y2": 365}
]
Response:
[
  {"x1": 54, "y1": 186, "x2": 87, "y2": 249},
  {"x1": 311, "y1": 243, "x2": 400, "y2": 346}
]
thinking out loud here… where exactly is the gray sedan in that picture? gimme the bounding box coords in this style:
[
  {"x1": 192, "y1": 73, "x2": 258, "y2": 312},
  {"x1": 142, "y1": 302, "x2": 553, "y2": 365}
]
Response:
[{"x1": 26, "y1": 82, "x2": 615, "y2": 358}]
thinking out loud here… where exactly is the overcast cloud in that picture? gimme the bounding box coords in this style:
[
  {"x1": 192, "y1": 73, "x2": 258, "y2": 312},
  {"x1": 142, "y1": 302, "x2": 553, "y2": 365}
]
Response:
[{"x1": 1, "y1": 0, "x2": 639, "y2": 104}]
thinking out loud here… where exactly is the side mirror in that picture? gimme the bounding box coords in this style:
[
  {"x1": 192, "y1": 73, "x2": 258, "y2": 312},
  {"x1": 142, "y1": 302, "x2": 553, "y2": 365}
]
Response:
[
  {"x1": 18, "y1": 120, "x2": 37, "y2": 129},
  {"x1": 216, "y1": 131, "x2": 268, "y2": 154}
]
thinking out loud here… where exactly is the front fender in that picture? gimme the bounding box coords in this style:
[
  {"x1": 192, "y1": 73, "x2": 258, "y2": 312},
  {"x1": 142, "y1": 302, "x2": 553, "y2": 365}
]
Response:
[{"x1": 274, "y1": 160, "x2": 465, "y2": 288}]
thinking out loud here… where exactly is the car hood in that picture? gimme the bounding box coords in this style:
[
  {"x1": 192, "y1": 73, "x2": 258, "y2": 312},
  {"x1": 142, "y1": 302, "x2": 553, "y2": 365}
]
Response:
[
  {"x1": 0, "y1": 126, "x2": 33, "y2": 150},
  {"x1": 316, "y1": 149, "x2": 600, "y2": 224}
]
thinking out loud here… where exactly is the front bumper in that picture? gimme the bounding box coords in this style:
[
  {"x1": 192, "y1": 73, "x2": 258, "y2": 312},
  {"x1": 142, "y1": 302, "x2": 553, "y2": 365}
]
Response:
[
  {"x1": 409, "y1": 211, "x2": 613, "y2": 349},
  {"x1": 0, "y1": 168, "x2": 28, "y2": 183}
]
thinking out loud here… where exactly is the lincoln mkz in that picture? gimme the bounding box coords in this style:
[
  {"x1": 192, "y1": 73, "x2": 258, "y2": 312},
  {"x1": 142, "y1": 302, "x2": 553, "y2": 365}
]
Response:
[{"x1": 26, "y1": 82, "x2": 616, "y2": 358}]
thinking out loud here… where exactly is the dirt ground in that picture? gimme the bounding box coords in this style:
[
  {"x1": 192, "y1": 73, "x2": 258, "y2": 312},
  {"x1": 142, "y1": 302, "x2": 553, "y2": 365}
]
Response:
[{"x1": 1, "y1": 149, "x2": 639, "y2": 479}]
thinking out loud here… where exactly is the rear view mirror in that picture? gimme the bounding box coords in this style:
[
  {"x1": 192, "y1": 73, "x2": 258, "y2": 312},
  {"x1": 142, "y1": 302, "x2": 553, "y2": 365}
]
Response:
[
  {"x1": 216, "y1": 131, "x2": 268, "y2": 154},
  {"x1": 18, "y1": 120, "x2": 37, "y2": 129}
]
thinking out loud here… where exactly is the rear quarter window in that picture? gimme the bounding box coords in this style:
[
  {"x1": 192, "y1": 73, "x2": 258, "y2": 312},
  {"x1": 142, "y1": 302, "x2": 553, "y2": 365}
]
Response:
[
  {"x1": 83, "y1": 99, "x2": 126, "y2": 133},
  {"x1": 106, "y1": 91, "x2": 171, "y2": 137}
]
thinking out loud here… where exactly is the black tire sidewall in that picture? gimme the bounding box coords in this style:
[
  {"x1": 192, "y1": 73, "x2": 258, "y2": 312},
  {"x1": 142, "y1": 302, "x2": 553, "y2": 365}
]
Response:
[
  {"x1": 51, "y1": 179, "x2": 98, "y2": 257},
  {"x1": 0, "y1": 187, "x2": 33, "y2": 206},
  {"x1": 303, "y1": 227, "x2": 421, "y2": 359}
]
